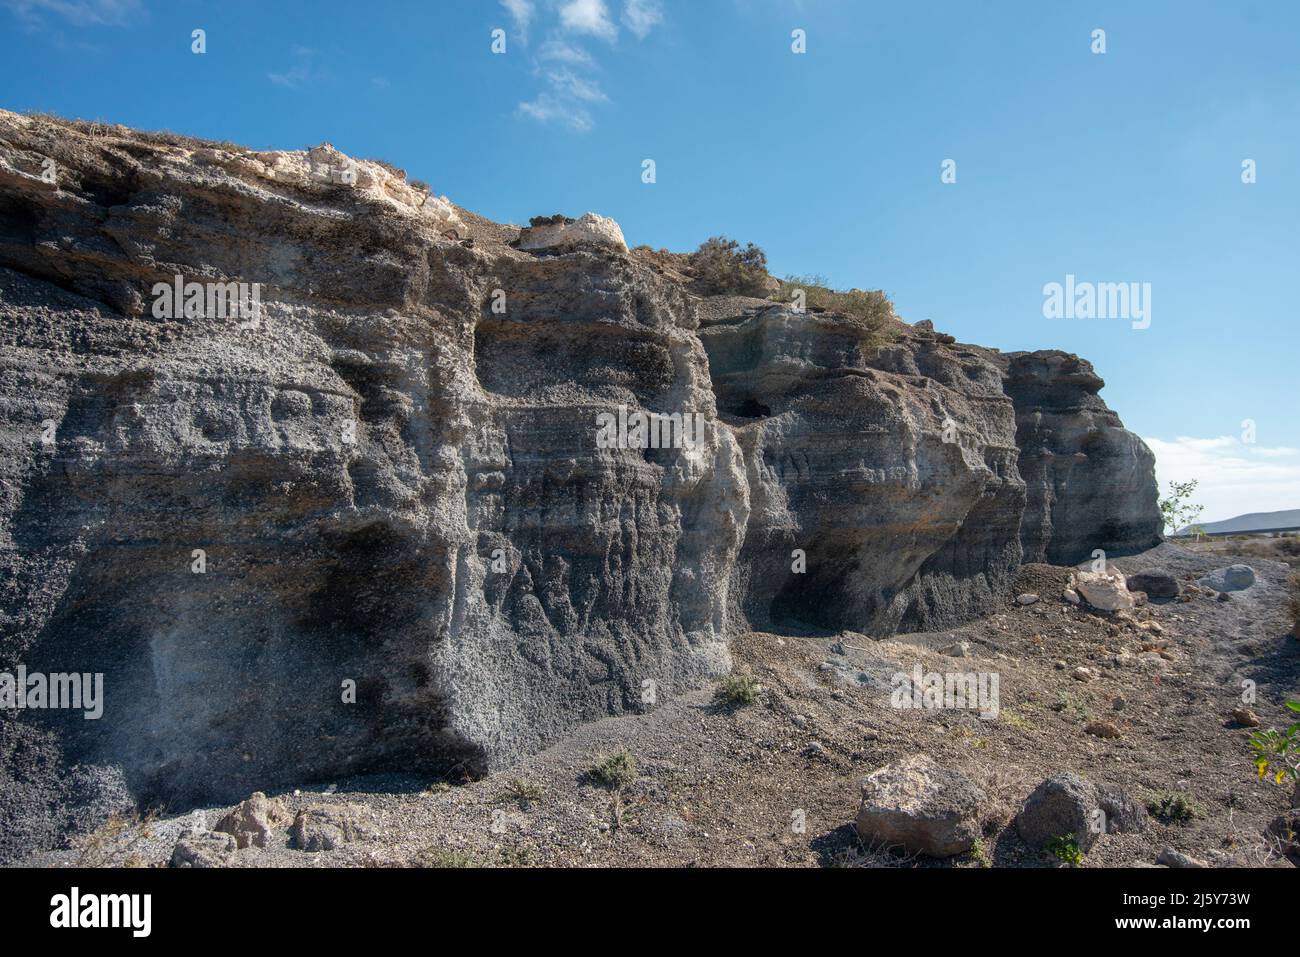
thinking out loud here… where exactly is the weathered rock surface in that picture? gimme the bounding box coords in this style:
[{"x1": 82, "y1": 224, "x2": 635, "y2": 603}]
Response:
[
  {"x1": 853, "y1": 754, "x2": 986, "y2": 857},
  {"x1": 1000, "y1": 351, "x2": 1161, "y2": 564},
  {"x1": 289, "y1": 804, "x2": 373, "y2": 851},
  {"x1": 214, "y1": 791, "x2": 289, "y2": 849},
  {"x1": 0, "y1": 113, "x2": 1161, "y2": 824}
]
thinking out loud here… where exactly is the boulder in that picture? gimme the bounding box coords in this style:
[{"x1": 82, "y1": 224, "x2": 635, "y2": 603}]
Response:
[
  {"x1": 1015, "y1": 773, "x2": 1143, "y2": 852},
  {"x1": 854, "y1": 755, "x2": 987, "y2": 858},
  {"x1": 214, "y1": 792, "x2": 289, "y2": 849},
  {"x1": 1016, "y1": 593, "x2": 1039, "y2": 606},
  {"x1": 1124, "y1": 569, "x2": 1179, "y2": 600},
  {"x1": 1073, "y1": 570, "x2": 1135, "y2": 612},
  {"x1": 1197, "y1": 564, "x2": 1256, "y2": 593},
  {"x1": 170, "y1": 830, "x2": 238, "y2": 868},
  {"x1": 290, "y1": 805, "x2": 374, "y2": 852}
]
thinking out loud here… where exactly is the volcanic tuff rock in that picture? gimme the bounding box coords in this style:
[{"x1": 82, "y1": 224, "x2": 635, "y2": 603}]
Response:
[{"x1": 0, "y1": 113, "x2": 1161, "y2": 817}]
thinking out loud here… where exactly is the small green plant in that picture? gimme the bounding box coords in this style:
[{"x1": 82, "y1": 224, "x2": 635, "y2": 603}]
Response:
[
  {"x1": 499, "y1": 778, "x2": 545, "y2": 806},
  {"x1": 1249, "y1": 701, "x2": 1300, "y2": 785},
  {"x1": 715, "y1": 672, "x2": 761, "y2": 706},
  {"x1": 1158, "y1": 479, "x2": 1203, "y2": 538},
  {"x1": 1146, "y1": 791, "x2": 1201, "y2": 824},
  {"x1": 968, "y1": 837, "x2": 992, "y2": 868},
  {"x1": 1046, "y1": 834, "x2": 1084, "y2": 866},
  {"x1": 587, "y1": 749, "x2": 637, "y2": 790}
]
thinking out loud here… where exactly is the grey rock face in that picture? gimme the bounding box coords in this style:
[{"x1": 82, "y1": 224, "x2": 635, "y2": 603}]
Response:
[
  {"x1": 1000, "y1": 351, "x2": 1162, "y2": 564},
  {"x1": 0, "y1": 113, "x2": 1162, "y2": 816},
  {"x1": 290, "y1": 804, "x2": 373, "y2": 852},
  {"x1": 854, "y1": 754, "x2": 986, "y2": 857}
]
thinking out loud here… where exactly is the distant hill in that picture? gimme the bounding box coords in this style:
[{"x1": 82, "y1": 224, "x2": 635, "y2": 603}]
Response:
[{"x1": 1185, "y1": 509, "x2": 1300, "y2": 535}]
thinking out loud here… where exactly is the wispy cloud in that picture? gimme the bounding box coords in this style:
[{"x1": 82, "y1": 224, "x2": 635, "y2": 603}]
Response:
[
  {"x1": 500, "y1": 0, "x2": 535, "y2": 40},
  {"x1": 518, "y1": 92, "x2": 594, "y2": 132},
  {"x1": 537, "y1": 38, "x2": 593, "y2": 65},
  {"x1": 2, "y1": 0, "x2": 143, "y2": 27},
  {"x1": 268, "y1": 46, "x2": 329, "y2": 90},
  {"x1": 1144, "y1": 434, "x2": 1300, "y2": 524},
  {"x1": 514, "y1": 0, "x2": 663, "y2": 131},
  {"x1": 621, "y1": 0, "x2": 662, "y2": 39}
]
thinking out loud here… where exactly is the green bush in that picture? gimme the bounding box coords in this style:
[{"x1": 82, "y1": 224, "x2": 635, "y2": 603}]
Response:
[
  {"x1": 715, "y1": 673, "x2": 762, "y2": 706},
  {"x1": 689, "y1": 236, "x2": 771, "y2": 297},
  {"x1": 1146, "y1": 791, "x2": 1201, "y2": 824},
  {"x1": 587, "y1": 749, "x2": 638, "y2": 790}
]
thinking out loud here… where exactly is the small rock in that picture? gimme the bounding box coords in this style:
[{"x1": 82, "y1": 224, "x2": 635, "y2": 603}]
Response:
[
  {"x1": 1198, "y1": 564, "x2": 1256, "y2": 593},
  {"x1": 1054, "y1": 660, "x2": 1068, "y2": 670},
  {"x1": 854, "y1": 754, "x2": 987, "y2": 858},
  {"x1": 171, "y1": 829, "x2": 238, "y2": 868},
  {"x1": 214, "y1": 791, "x2": 290, "y2": 849},
  {"x1": 1231, "y1": 707, "x2": 1261, "y2": 728},
  {"x1": 1016, "y1": 593, "x2": 1039, "y2": 606},
  {"x1": 1071, "y1": 667, "x2": 1095, "y2": 682},
  {"x1": 290, "y1": 805, "x2": 373, "y2": 852},
  {"x1": 1156, "y1": 847, "x2": 1206, "y2": 868},
  {"x1": 802, "y1": 741, "x2": 828, "y2": 760},
  {"x1": 1085, "y1": 720, "x2": 1122, "y2": 739},
  {"x1": 1062, "y1": 588, "x2": 1080, "y2": 605},
  {"x1": 941, "y1": 640, "x2": 971, "y2": 658},
  {"x1": 1125, "y1": 569, "x2": 1179, "y2": 600},
  {"x1": 1216, "y1": 591, "x2": 1232, "y2": 602},
  {"x1": 1074, "y1": 570, "x2": 1136, "y2": 612},
  {"x1": 1111, "y1": 696, "x2": 1126, "y2": 711},
  {"x1": 1015, "y1": 773, "x2": 1100, "y2": 852}
]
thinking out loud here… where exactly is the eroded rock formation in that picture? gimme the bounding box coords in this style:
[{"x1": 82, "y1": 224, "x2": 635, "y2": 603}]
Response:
[{"x1": 0, "y1": 113, "x2": 1160, "y2": 820}]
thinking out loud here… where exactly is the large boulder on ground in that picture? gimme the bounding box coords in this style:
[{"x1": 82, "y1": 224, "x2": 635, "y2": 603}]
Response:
[
  {"x1": 1015, "y1": 773, "x2": 1144, "y2": 853},
  {"x1": 1073, "y1": 570, "x2": 1135, "y2": 612},
  {"x1": 1124, "y1": 569, "x2": 1179, "y2": 600},
  {"x1": 1197, "y1": 564, "x2": 1256, "y2": 593},
  {"x1": 214, "y1": 792, "x2": 289, "y2": 849},
  {"x1": 854, "y1": 754, "x2": 987, "y2": 858},
  {"x1": 290, "y1": 805, "x2": 374, "y2": 852}
]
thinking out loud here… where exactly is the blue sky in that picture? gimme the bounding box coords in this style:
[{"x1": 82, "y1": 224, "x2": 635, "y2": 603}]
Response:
[{"x1": 2, "y1": 0, "x2": 1297, "y2": 522}]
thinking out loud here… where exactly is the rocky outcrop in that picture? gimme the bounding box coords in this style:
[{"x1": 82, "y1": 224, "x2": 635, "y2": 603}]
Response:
[
  {"x1": 1000, "y1": 351, "x2": 1161, "y2": 564},
  {"x1": 0, "y1": 113, "x2": 1160, "y2": 818}
]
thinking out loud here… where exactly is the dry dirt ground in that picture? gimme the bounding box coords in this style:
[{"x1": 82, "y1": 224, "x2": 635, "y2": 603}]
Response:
[{"x1": 18, "y1": 542, "x2": 1300, "y2": 869}]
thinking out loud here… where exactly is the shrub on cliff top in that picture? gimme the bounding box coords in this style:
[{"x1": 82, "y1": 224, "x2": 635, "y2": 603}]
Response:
[
  {"x1": 689, "y1": 235, "x2": 771, "y2": 297},
  {"x1": 777, "y1": 274, "x2": 897, "y2": 351}
]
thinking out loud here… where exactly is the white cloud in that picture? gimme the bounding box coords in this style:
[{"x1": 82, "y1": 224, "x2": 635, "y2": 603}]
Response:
[
  {"x1": 517, "y1": 92, "x2": 593, "y2": 132},
  {"x1": 1143, "y1": 434, "x2": 1300, "y2": 524},
  {"x1": 622, "y1": 0, "x2": 662, "y2": 39},
  {"x1": 558, "y1": 0, "x2": 616, "y2": 41},
  {"x1": 537, "y1": 38, "x2": 593, "y2": 65},
  {"x1": 500, "y1": 0, "x2": 534, "y2": 40},
  {"x1": 544, "y1": 67, "x2": 607, "y2": 102},
  {"x1": 2, "y1": 0, "x2": 142, "y2": 26}
]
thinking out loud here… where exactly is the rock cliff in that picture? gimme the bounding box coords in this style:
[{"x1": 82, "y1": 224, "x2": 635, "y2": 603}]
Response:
[{"x1": 0, "y1": 113, "x2": 1161, "y2": 816}]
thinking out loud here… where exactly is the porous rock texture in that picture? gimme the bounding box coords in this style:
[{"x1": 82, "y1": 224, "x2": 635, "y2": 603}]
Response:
[{"x1": 0, "y1": 113, "x2": 1161, "y2": 828}]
